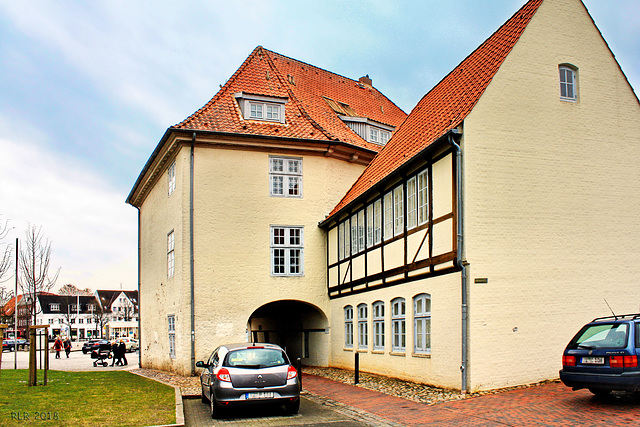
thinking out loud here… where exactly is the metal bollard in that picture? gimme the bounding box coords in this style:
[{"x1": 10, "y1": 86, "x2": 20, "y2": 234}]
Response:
[
  {"x1": 354, "y1": 352, "x2": 359, "y2": 384},
  {"x1": 296, "y1": 357, "x2": 302, "y2": 389}
]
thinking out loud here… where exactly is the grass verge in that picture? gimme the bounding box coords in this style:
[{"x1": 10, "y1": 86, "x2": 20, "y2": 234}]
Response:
[{"x1": 0, "y1": 370, "x2": 176, "y2": 426}]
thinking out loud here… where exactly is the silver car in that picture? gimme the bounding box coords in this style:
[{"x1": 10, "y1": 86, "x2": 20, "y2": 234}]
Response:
[{"x1": 196, "y1": 343, "x2": 300, "y2": 418}]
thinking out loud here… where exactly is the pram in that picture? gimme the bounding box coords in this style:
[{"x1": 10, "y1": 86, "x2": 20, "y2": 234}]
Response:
[{"x1": 91, "y1": 349, "x2": 112, "y2": 367}]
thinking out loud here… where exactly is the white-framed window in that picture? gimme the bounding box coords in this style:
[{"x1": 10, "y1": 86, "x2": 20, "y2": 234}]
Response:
[
  {"x1": 357, "y1": 303, "x2": 368, "y2": 350},
  {"x1": 393, "y1": 185, "x2": 404, "y2": 236},
  {"x1": 167, "y1": 161, "x2": 176, "y2": 196},
  {"x1": 271, "y1": 226, "x2": 304, "y2": 276},
  {"x1": 50, "y1": 303, "x2": 60, "y2": 312},
  {"x1": 373, "y1": 199, "x2": 382, "y2": 244},
  {"x1": 344, "y1": 306, "x2": 354, "y2": 348},
  {"x1": 559, "y1": 65, "x2": 577, "y2": 101},
  {"x1": 168, "y1": 314, "x2": 176, "y2": 359},
  {"x1": 79, "y1": 318, "x2": 84, "y2": 324},
  {"x1": 417, "y1": 170, "x2": 428, "y2": 225},
  {"x1": 357, "y1": 210, "x2": 365, "y2": 253},
  {"x1": 235, "y1": 92, "x2": 287, "y2": 123},
  {"x1": 270, "y1": 156, "x2": 302, "y2": 198},
  {"x1": 338, "y1": 222, "x2": 345, "y2": 260},
  {"x1": 380, "y1": 130, "x2": 390, "y2": 145},
  {"x1": 407, "y1": 177, "x2": 417, "y2": 230},
  {"x1": 373, "y1": 301, "x2": 385, "y2": 351},
  {"x1": 350, "y1": 214, "x2": 358, "y2": 254},
  {"x1": 344, "y1": 220, "x2": 351, "y2": 259},
  {"x1": 414, "y1": 294, "x2": 431, "y2": 354},
  {"x1": 383, "y1": 192, "x2": 393, "y2": 240},
  {"x1": 369, "y1": 127, "x2": 379, "y2": 144},
  {"x1": 167, "y1": 230, "x2": 175, "y2": 278},
  {"x1": 366, "y1": 204, "x2": 374, "y2": 248},
  {"x1": 391, "y1": 298, "x2": 406, "y2": 352}
]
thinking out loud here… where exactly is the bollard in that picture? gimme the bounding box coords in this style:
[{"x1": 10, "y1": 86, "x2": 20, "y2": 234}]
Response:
[
  {"x1": 296, "y1": 357, "x2": 302, "y2": 389},
  {"x1": 354, "y1": 352, "x2": 359, "y2": 384}
]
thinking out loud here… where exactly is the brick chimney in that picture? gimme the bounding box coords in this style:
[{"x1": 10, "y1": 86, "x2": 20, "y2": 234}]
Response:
[{"x1": 359, "y1": 75, "x2": 372, "y2": 86}]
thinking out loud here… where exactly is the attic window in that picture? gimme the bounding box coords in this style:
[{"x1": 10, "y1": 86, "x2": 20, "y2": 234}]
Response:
[
  {"x1": 235, "y1": 92, "x2": 287, "y2": 123},
  {"x1": 340, "y1": 116, "x2": 394, "y2": 146}
]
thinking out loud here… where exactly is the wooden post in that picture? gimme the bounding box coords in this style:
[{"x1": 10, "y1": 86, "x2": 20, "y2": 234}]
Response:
[
  {"x1": 28, "y1": 327, "x2": 37, "y2": 386},
  {"x1": 42, "y1": 327, "x2": 49, "y2": 385},
  {"x1": 0, "y1": 324, "x2": 7, "y2": 377}
]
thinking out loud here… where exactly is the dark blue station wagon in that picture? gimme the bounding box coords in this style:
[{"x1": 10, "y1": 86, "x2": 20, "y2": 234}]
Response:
[{"x1": 560, "y1": 314, "x2": 640, "y2": 396}]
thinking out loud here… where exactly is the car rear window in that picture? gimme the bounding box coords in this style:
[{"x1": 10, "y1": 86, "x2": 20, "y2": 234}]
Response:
[
  {"x1": 636, "y1": 323, "x2": 640, "y2": 348},
  {"x1": 225, "y1": 348, "x2": 287, "y2": 368},
  {"x1": 570, "y1": 323, "x2": 629, "y2": 350}
]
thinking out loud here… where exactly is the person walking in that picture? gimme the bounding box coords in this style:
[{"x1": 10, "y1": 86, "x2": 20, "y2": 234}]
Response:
[
  {"x1": 53, "y1": 337, "x2": 63, "y2": 359},
  {"x1": 63, "y1": 338, "x2": 72, "y2": 358},
  {"x1": 111, "y1": 340, "x2": 120, "y2": 366},
  {"x1": 118, "y1": 340, "x2": 128, "y2": 366}
]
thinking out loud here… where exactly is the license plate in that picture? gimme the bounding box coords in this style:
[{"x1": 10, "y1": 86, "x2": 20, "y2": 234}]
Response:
[
  {"x1": 581, "y1": 356, "x2": 604, "y2": 365},
  {"x1": 246, "y1": 392, "x2": 274, "y2": 399}
]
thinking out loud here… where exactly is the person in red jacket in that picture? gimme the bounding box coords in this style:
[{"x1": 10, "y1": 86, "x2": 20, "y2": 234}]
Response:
[{"x1": 53, "y1": 337, "x2": 63, "y2": 359}]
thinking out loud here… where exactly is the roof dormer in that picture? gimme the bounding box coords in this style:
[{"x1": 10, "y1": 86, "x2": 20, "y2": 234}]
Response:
[{"x1": 235, "y1": 92, "x2": 288, "y2": 124}]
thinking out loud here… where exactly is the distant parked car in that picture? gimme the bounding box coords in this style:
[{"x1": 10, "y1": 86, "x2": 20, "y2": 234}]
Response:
[
  {"x1": 82, "y1": 340, "x2": 102, "y2": 354},
  {"x1": 560, "y1": 314, "x2": 640, "y2": 396},
  {"x1": 119, "y1": 337, "x2": 138, "y2": 352},
  {"x1": 196, "y1": 343, "x2": 300, "y2": 418},
  {"x1": 83, "y1": 340, "x2": 111, "y2": 354},
  {"x1": 2, "y1": 338, "x2": 27, "y2": 351}
]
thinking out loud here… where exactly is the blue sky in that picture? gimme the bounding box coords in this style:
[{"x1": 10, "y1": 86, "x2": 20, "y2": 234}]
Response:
[{"x1": 0, "y1": 0, "x2": 638, "y2": 292}]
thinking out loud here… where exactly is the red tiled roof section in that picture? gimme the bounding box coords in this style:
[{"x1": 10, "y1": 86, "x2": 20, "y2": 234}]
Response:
[
  {"x1": 174, "y1": 47, "x2": 407, "y2": 151},
  {"x1": 328, "y1": 0, "x2": 544, "y2": 217}
]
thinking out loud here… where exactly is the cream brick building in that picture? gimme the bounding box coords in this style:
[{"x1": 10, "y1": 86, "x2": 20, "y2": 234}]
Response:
[{"x1": 128, "y1": 0, "x2": 640, "y2": 392}]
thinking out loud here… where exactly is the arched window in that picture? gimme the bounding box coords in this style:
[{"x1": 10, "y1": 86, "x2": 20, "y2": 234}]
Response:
[
  {"x1": 559, "y1": 64, "x2": 578, "y2": 101},
  {"x1": 344, "y1": 306, "x2": 354, "y2": 348},
  {"x1": 391, "y1": 298, "x2": 406, "y2": 352},
  {"x1": 413, "y1": 294, "x2": 431, "y2": 354},
  {"x1": 357, "y1": 303, "x2": 368, "y2": 350},
  {"x1": 372, "y1": 301, "x2": 385, "y2": 350}
]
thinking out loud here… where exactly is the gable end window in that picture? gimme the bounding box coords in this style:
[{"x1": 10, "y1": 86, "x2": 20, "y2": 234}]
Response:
[
  {"x1": 270, "y1": 156, "x2": 302, "y2": 198},
  {"x1": 559, "y1": 65, "x2": 578, "y2": 101},
  {"x1": 235, "y1": 92, "x2": 287, "y2": 124}
]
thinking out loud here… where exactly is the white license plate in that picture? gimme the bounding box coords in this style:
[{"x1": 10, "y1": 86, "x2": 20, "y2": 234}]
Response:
[
  {"x1": 581, "y1": 356, "x2": 604, "y2": 365},
  {"x1": 246, "y1": 392, "x2": 274, "y2": 399}
]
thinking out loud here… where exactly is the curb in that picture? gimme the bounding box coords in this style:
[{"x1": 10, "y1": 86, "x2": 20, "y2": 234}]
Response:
[{"x1": 128, "y1": 370, "x2": 185, "y2": 427}]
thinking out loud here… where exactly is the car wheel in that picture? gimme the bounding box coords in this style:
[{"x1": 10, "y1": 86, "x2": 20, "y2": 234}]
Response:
[
  {"x1": 284, "y1": 398, "x2": 300, "y2": 415},
  {"x1": 210, "y1": 395, "x2": 221, "y2": 419}
]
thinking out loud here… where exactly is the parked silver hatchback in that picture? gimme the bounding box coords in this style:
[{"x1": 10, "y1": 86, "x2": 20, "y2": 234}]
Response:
[{"x1": 196, "y1": 343, "x2": 300, "y2": 418}]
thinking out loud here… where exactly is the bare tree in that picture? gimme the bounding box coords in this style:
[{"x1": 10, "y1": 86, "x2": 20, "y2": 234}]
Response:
[
  {"x1": 0, "y1": 286, "x2": 14, "y2": 325},
  {"x1": 59, "y1": 284, "x2": 93, "y2": 296},
  {"x1": 18, "y1": 224, "x2": 60, "y2": 327},
  {"x1": 92, "y1": 304, "x2": 110, "y2": 339},
  {"x1": 0, "y1": 217, "x2": 13, "y2": 282}
]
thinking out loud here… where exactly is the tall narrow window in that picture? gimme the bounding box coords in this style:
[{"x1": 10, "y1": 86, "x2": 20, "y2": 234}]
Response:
[
  {"x1": 373, "y1": 301, "x2": 385, "y2": 351},
  {"x1": 383, "y1": 192, "x2": 393, "y2": 240},
  {"x1": 167, "y1": 230, "x2": 175, "y2": 278},
  {"x1": 393, "y1": 185, "x2": 404, "y2": 236},
  {"x1": 167, "y1": 162, "x2": 176, "y2": 196},
  {"x1": 270, "y1": 156, "x2": 302, "y2": 198},
  {"x1": 357, "y1": 303, "x2": 368, "y2": 350},
  {"x1": 344, "y1": 306, "x2": 354, "y2": 348},
  {"x1": 168, "y1": 314, "x2": 176, "y2": 358},
  {"x1": 559, "y1": 65, "x2": 577, "y2": 101},
  {"x1": 344, "y1": 219, "x2": 351, "y2": 258},
  {"x1": 271, "y1": 226, "x2": 304, "y2": 276},
  {"x1": 338, "y1": 222, "x2": 345, "y2": 260},
  {"x1": 414, "y1": 294, "x2": 431, "y2": 354},
  {"x1": 357, "y1": 210, "x2": 365, "y2": 253},
  {"x1": 351, "y1": 214, "x2": 358, "y2": 254},
  {"x1": 373, "y1": 199, "x2": 382, "y2": 244},
  {"x1": 391, "y1": 298, "x2": 406, "y2": 352},
  {"x1": 417, "y1": 170, "x2": 428, "y2": 225},
  {"x1": 366, "y1": 204, "x2": 374, "y2": 248},
  {"x1": 407, "y1": 177, "x2": 417, "y2": 229}
]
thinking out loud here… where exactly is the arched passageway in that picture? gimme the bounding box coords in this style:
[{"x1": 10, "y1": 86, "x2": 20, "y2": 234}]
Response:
[{"x1": 248, "y1": 300, "x2": 329, "y2": 367}]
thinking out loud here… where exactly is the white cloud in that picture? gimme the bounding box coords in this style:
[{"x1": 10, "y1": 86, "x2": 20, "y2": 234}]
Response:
[{"x1": 0, "y1": 136, "x2": 137, "y2": 292}]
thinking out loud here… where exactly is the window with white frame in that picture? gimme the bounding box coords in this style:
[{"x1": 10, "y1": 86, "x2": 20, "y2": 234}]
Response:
[
  {"x1": 167, "y1": 161, "x2": 176, "y2": 196},
  {"x1": 235, "y1": 92, "x2": 287, "y2": 123},
  {"x1": 168, "y1": 314, "x2": 176, "y2": 358},
  {"x1": 373, "y1": 301, "x2": 385, "y2": 351},
  {"x1": 373, "y1": 199, "x2": 382, "y2": 244},
  {"x1": 417, "y1": 170, "x2": 428, "y2": 225},
  {"x1": 393, "y1": 185, "x2": 404, "y2": 236},
  {"x1": 357, "y1": 210, "x2": 365, "y2": 253},
  {"x1": 407, "y1": 177, "x2": 417, "y2": 229},
  {"x1": 366, "y1": 204, "x2": 374, "y2": 248},
  {"x1": 270, "y1": 156, "x2": 302, "y2": 198},
  {"x1": 50, "y1": 303, "x2": 60, "y2": 312},
  {"x1": 350, "y1": 214, "x2": 358, "y2": 254},
  {"x1": 391, "y1": 298, "x2": 406, "y2": 352},
  {"x1": 383, "y1": 192, "x2": 393, "y2": 240},
  {"x1": 338, "y1": 222, "x2": 345, "y2": 260},
  {"x1": 559, "y1": 65, "x2": 577, "y2": 101},
  {"x1": 342, "y1": 220, "x2": 351, "y2": 260},
  {"x1": 357, "y1": 303, "x2": 368, "y2": 349},
  {"x1": 167, "y1": 230, "x2": 175, "y2": 278},
  {"x1": 271, "y1": 226, "x2": 304, "y2": 276},
  {"x1": 414, "y1": 294, "x2": 431, "y2": 354},
  {"x1": 344, "y1": 306, "x2": 354, "y2": 348}
]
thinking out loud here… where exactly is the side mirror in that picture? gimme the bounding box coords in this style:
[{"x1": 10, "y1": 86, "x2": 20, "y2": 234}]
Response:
[{"x1": 195, "y1": 361, "x2": 207, "y2": 368}]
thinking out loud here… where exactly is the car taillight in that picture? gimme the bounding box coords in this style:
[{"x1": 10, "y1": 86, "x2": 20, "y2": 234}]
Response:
[
  {"x1": 217, "y1": 368, "x2": 231, "y2": 382},
  {"x1": 287, "y1": 365, "x2": 298, "y2": 380},
  {"x1": 562, "y1": 355, "x2": 576, "y2": 367},
  {"x1": 611, "y1": 355, "x2": 638, "y2": 368}
]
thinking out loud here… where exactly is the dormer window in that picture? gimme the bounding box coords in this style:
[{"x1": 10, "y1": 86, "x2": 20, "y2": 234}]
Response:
[
  {"x1": 340, "y1": 116, "x2": 394, "y2": 146},
  {"x1": 235, "y1": 92, "x2": 287, "y2": 123},
  {"x1": 50, "y1": 303, "x2": 60, "y2": 312}
]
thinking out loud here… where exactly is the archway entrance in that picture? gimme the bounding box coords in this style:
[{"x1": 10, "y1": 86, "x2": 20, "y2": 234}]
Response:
[{"x1": 248, "y1": 300, "x2": 329, "y2": 367}]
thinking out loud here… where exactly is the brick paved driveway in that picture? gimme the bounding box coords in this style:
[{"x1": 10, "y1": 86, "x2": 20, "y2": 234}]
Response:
[{"x1": 303, "y1": 374, "x2": 640, "y2": 426}]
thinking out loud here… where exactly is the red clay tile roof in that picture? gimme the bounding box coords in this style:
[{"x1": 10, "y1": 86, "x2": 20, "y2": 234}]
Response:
[
  {"x1": 327, "y1": 0, "x2": 544, "y2": 218},
  {"x1": 174, "y1": 47, "x2": 407, "y2": 151}
]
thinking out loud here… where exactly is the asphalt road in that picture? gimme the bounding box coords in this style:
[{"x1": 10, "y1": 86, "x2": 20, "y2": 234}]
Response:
[{"x1": 0, "y1": 345, "x2": 136, "y2": 371}]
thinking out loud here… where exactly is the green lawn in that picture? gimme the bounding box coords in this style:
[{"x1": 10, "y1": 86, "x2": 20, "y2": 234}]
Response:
[{"x1": 0, "y1": 370, "x2": 176, "y2": 427}]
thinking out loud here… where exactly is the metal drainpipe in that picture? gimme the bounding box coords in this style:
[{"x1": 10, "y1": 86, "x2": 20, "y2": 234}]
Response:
[
  {"x1": 136, "y1": 207, "x2": 142, "y2": 368},
  {"x1": 190, "y1": 132, "x2": 196, "y2": 376},
  {"x1": 448, "y1": 129, "x2": 469, "y2": 394}
]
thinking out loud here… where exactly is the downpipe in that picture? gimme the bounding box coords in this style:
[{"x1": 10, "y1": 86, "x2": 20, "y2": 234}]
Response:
[{"x1": 448, "y1": 130, "x2": 469, "y2": 395}]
